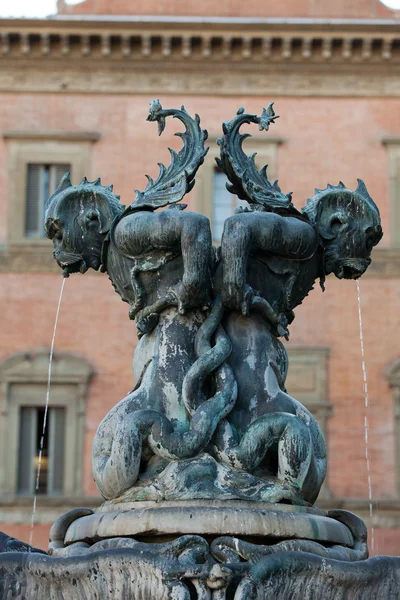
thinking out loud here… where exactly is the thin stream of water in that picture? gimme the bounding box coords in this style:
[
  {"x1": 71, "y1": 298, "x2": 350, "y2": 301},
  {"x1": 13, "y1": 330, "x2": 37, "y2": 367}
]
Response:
[
  {"x1": 29, "y1": 277, "x2": 66, "y2": 548},
  {"x1": 356, "y1": 279, "x2": 375, "y2": 552}
]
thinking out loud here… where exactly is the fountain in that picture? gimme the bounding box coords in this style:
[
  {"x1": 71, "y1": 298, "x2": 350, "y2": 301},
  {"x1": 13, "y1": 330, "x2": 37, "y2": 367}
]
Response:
[{"x1": 1, "y1": 100, "x2": 399, "y2": 598}]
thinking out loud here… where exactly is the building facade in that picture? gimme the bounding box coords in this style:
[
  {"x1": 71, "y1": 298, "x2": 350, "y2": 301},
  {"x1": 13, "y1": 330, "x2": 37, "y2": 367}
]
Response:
[{"x1": 0, "y1": 0, "x2": 400, "y2": 553}]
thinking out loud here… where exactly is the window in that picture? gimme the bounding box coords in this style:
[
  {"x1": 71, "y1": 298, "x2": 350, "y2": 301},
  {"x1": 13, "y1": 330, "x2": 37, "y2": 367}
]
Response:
[
  {"x1": 18, "y1": 406, "x2": 65, "y2": 496},
  {"x1": 383, "y1": 138, "x2": 400, "y2": 248},
  {"x1": 285, "y1": 346, "x2": 332, "y2": 499},
  {"x1": 0, "y1": 351, "x2": 92, "y2": 499},
  {"x1": 212, "y1": 168, "x2": 248, "y2": 241},
  {"x1": 386, "y1": 359, "x2": 400, "y2": 495},
  {"x1": 194, "y1": 135, "x2": 283, "y2": 242},
  {"x1": 25, "y1": 163, "x2": 70, "y2": 238},
  {"x1": 285, "y1": 347, "x2": 331, "y2": 438},
  {"x1": 2, "y1": 132, "x2": 100, "y2": 272}
]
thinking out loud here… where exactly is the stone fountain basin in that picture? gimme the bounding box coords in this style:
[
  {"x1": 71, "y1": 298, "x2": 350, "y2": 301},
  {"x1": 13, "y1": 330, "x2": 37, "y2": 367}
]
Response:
[{"x1": 63, "y1": 500, "x2": 354, "y2": 547}]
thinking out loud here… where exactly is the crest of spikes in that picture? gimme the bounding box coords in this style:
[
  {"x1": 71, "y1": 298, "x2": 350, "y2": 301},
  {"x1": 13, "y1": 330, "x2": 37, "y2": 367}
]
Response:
[
  {"x1": 45, "y1": 172, "x2": 125, "y2": 233},
  {"x1": 302, "y1": 179, "x2": 381, "y2": 228}
]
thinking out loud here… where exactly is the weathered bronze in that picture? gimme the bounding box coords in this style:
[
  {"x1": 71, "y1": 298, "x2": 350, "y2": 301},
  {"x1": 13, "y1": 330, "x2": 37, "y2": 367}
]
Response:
[
  {"x1": 0, "y1": 101, "x2": 396, "y2": 599},
  {"x1": 44, "y1": 101, "x2": 382, "y2": 508}
]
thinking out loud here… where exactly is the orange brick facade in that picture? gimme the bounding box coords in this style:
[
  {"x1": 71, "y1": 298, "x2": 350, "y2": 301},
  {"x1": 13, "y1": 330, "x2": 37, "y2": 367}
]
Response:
[{"x1": 0, "y1": 0, "x2": 399, "y2": 555}]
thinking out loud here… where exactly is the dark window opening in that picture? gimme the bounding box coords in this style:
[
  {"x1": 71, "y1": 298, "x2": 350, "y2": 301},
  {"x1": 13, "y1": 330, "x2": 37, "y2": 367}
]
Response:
[
  {"x1": 212, "y1": 167, "x2": 247, "y2": 242},
  {"x1": 17, "y1": 406, "x2": 65, "y2": 496},
  {"x1": 25, "y1": 163, "x2": 70, "y2": 238}
]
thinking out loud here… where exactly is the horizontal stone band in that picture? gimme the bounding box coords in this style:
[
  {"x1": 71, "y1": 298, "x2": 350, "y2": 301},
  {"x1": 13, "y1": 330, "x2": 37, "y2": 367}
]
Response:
[{"x1": 64, "y1": 502, "x2": 354, "y2": 547}]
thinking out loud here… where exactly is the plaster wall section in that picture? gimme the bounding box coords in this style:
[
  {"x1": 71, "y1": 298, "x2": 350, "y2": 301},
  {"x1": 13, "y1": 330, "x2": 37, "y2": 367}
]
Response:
[{"x1": 56, "y1": 0, "x2": 400, "y2": 19}]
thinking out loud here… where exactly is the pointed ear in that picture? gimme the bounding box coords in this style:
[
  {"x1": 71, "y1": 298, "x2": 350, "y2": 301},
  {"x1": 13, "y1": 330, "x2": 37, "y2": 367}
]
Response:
[
  {"x1": 55, "y1": 172, "x2": 72, "y2": 193},
  {"x1": 319, "y1": 211, "x2": 348, "y2": 240}
]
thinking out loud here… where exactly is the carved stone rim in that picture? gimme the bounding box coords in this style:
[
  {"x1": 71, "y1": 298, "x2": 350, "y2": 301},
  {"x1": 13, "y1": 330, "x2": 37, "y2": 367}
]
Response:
[
  {"x1": 97, "y1": 499, "x2": 327, "y2": 515},
  {"x1": 64, "y1": 502, "x2": 355, "y2": 547}
]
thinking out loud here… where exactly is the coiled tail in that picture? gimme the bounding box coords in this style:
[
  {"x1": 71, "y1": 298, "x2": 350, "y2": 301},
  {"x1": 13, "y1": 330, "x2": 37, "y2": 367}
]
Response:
[{"x1": 93, "y1": 297, "x2": 237, "y2": 499}]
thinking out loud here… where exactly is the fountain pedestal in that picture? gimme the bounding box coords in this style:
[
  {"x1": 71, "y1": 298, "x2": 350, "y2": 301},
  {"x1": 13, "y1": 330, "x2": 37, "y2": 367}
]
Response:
[{"x1": 39, "y1": 499, "x2": 370, "y2": 598}]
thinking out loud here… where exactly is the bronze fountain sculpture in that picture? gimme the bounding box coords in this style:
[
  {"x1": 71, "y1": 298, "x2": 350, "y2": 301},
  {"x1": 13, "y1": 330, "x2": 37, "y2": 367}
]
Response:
[{"x1": 1, "y1": 101, "x2": 399, "y2": 599}]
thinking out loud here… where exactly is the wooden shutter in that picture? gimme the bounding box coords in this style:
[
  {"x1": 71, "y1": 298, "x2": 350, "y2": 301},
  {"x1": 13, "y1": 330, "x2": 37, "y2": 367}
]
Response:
[
  {"x1": 48, "y1": 407, "x2": 65, "y2": 495},
  {"x1": 25, "y1": 163, "x2": 71, "y2": 238},
  {"x1": 212, "y1": 169, "x2": 247, "y2": 242},
  {"x1": 25, "y1": 164, "x2": 43, "y2": 237},
  {"x1": 17, "y1": 407, "x2": 37, "y2": 495},
  {"x1": 49, "y1": 164, "x2": 70, "y2": 196}
]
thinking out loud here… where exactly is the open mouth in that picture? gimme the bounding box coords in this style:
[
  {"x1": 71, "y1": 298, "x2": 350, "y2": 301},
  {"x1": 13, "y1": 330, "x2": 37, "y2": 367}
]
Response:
[
  {"x1": 61, "y1": 261, "x2": 88, "y2": 277},
  {"x1": 335, "y1": 258, "x2": 370, "y2": 280},
  {"x1": 54, "y1": 251, "x2": 87, "y2": 277},
  {"x1": 341, "y1": 266, "x2": 361, "y2": 280}
]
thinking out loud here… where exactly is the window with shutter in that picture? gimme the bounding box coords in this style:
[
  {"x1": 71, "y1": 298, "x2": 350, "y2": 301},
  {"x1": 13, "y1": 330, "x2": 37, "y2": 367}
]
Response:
[
  {"x1": 24, "y1": 163, "x2": 70, "y2": 238},
  {"x1": 6, "y1": 134, "x2": 98, "y2": 258},
  {"x1": 0, "y1": 350, "x2": 92, "y2": 499},
  {"x1": 212, "y1": 168, "x2": 247, "y2": 242},
  {"x1": 17, "y1": 406, "x2": 66, "y2": 496},
  {"x1": 193, "y1": 136, "x2": 282, "y2": 243},
  {"x1": 386, "y1": 360, "x2": 400, "y2": 496},
  {"x1": 17, "y1": 407, "x2": 37, "y2": 495},
  {"x1": 48, "y1": 407, "x2": 65, "y2": 495}
]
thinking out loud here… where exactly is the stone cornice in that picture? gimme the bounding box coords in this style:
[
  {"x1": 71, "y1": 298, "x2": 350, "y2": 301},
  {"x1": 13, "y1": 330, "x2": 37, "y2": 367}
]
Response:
[
  {"x1": 0, "y1": 17, "x2": 399, "y2": 66},
  {"x1": 0, "y1": 18, "x2": 399, "y2": 96}
]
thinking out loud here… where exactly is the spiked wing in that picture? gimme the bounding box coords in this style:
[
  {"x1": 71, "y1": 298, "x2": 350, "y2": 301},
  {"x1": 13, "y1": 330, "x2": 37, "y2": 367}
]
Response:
[
  {"x1": 217, "y1": 104, "x2": 301, "y2": 216},
  {"x1": 129, "y1": 100, "x2": 209, "y2": 211}
]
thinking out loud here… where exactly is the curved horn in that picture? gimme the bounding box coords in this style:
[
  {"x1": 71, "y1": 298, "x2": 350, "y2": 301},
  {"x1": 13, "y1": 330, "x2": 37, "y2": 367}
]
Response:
[
  {"x1": 129, "y1": 100, "x2": 209, "y2": 211},
  {"x1": 217, "y1": 103, "x2": 300, "y2": 215}
]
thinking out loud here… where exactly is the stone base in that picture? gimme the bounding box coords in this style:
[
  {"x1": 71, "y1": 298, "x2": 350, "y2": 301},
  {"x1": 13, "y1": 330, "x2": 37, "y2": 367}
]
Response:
[{"x1": 103, "y1": 453, "x2": 306, "y2": 505}]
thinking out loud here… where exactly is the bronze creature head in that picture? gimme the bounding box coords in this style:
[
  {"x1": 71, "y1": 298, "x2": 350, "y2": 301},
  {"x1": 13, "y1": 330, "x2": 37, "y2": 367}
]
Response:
[
  {"x1": 44, "y1": 173, "x2": 124, "y2": 277},
  {"x1": 302, "y1": 180, "x2": 382, "y2": 280}
]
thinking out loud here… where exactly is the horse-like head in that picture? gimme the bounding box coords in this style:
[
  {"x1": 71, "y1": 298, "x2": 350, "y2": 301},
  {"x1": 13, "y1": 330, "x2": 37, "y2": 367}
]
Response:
[
  {"x1": 44, "y1": 173, "x2": 124, "y2": 276},
  {"x1": 302, "y1": 180, "x2": 382, "y2": 279}
]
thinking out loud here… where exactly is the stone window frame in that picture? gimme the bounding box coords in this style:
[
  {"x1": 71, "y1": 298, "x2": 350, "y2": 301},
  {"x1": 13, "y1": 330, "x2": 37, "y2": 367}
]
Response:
[
  {"x1": 3, "y1": 131, "x2": 100, "y2": 271},
  {"x1": 0, "y1": 350, "x2": 93, "y2": 500},
  {"x1": 386, "y1": 358, "x2": 400, "y2": 495},
  {"x1": 382, "y1": 138, "x2": 400, "y2": 248},
  {"x1": 285, "y1": 346, "x2": 332, "y2": 498},
  {"x1": 193, "y1": 133, "x2": 284, "y2": 238},
  {"x1": 285, "y1": 346, "x2": 331, "y2": 440}
]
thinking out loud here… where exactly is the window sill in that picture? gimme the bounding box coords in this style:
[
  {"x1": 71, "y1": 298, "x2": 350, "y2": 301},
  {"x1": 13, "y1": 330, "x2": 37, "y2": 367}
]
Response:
[
  {"x1": 364, "y1": 247, "x2": 400, "y2": 277},
  {"x1": 1, "y1": 246, "x2": 399, "y2": 275},
  {"x1": 0, "y1": 495, "x2": 102, "y2": 508},
  {"x1": 3, "y1": 131, "x2": 101, "y2": 143},
  {"x1": 9, "y1": 239, "x2": 53, "y2": 246},
  {"x1": 0, "y1": 496, "x2": 103, "y2": 524},
  {"x1": 0, "y1": 243, "x2": 58, "y2": 273},
  {"x1": 318, "y1": 496, "x2": 400, "y2": 528}
]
